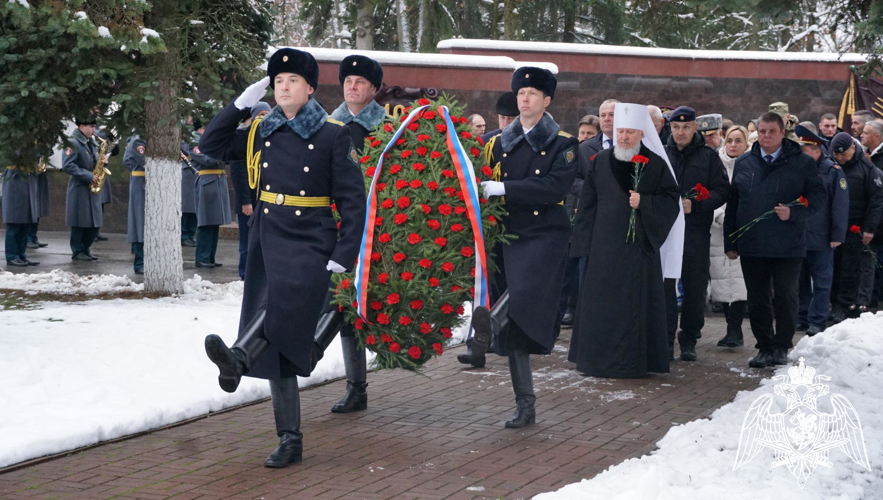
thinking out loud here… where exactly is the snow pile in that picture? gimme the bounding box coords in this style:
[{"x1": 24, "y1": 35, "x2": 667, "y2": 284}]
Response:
[
  {"x1": 97, "y1": 26, "x2": 112, "y2": 38},
  {"x1": 0, "y1": 269, "x2": 143, "y2": 295},
  {"x1": 535, "y1": 312, "x2": 883, "y2": 500}
]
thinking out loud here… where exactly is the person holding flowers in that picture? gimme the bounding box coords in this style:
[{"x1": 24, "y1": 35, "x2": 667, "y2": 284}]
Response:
[
  {"x1": 569, "y1": 103, "x2": 682, "y2": 379},
  {"x1": 663, "y1": 106, "x2": 730, "y2": 362},
  {"x1": 724, "y1": 113, "x2": 826, "y2": 369}
]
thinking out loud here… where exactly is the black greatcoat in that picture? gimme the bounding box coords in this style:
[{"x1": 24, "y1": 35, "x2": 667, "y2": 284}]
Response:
[
  {"x1": 200, "y1": 99, "x2": 367, "y2": 379},
  {"x1": 568, "y1": 145, "x2": 681, "y2": 378},
  {"x1": 488, "y1": 114, "x2": 578, "y2": 355}
]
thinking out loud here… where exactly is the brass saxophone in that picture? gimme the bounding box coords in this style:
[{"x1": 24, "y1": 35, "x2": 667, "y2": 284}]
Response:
[{"x1": 90, "y1": 133, "x2": 117, "y2": 194}]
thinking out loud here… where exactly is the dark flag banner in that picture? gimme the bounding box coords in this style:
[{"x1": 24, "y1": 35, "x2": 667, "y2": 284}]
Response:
[{"x1": 839, "y1": 72, "x2": 883, "y2": 129}]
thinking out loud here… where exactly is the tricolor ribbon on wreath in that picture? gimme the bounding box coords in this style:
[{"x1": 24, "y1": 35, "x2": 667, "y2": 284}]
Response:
[{"x1": 353, "y1": 104, "x2": 491, "y2": 324}]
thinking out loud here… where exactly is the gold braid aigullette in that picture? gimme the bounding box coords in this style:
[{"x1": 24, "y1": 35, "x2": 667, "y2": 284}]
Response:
[{"x1": 246, "y1": 116, "x2": 264, "y2": 191}]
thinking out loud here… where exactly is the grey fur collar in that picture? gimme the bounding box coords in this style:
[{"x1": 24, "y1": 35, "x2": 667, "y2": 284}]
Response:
[
  {"x1": 259, "y1": 98, "x2": 328, "y2": 139},
  {"x1": 500, "y1": 113, "x2": 560, "y2": 153},
  {"x1": 330, "y1": 100, "x2": 387, "y2": 131}
]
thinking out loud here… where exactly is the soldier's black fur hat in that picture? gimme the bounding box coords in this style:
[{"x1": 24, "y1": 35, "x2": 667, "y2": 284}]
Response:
[
  {"x1": 511, "y1": 67, "x2": 557, "y2": 100},
  {"x1": 74, "y1": 113, "x2": 98, "y2": 126},
  {"x1": 268, "y1": 48, "x2": 319, "y2": 90},
  {"x1": 495, "y1": 92, "x2": 518, "y2": 116},
  {"x1": 339, "y1": 55, "x2": 383, "y2": 90}
]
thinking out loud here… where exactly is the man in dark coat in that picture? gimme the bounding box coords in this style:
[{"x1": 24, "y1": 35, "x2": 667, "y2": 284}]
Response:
[
  {"x1": 664, "y1": 106, "x2": 730, "y2": 362},
  {"x1": 181, "y1": 134, "x2": 198, "y2": 247},
  {"x1": 829, "y1": 132, "x2": 883, "y2": 319},
  {"x1": 795, "y1": 125, "x2": 848, "y2": 336},
  {"x1": 2, "y1": 161, "x2": 41, "y2": 267},
  {"x1": 124, "y1": 135, "x2": 147, "y2": 275},
  {"x1": 230, "y1": 103, "x2": 271, "y2": 280},
  {"x1": 316, "y1": 54, "x2": 386, "y2": 414},
  {"x1": 479, "y1": 91, "x2": 518, "y2": 144},
  {"x1": 191, "y1": 135, "x2": 230, "y2": 267},
  {"x1": 27, "y1": 166, "x2": 51, "y2": 249},
  {"x1": 470, "y1": 67, "x2": 578, "y2": 428},
  {"x1": 200, "y1": 48, "x2": 366, "y2": 468},
  {"x1": 62, "y1": 114, "x2": 104, "y2": 261},
  {"x1": 725, "y1": 113, "x2": 827, "y2": 368},
  {"x1": 569, "y1": 103, "x2": 682, "y2": 379},
  {"x1": 92, "y1": 129, "x2": 119, "y2": 242}
]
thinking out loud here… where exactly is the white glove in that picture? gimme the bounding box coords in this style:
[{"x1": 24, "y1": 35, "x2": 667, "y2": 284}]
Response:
[
  {"x1": 326, "y1": 260, "x2": 346, "y2": 273},
  {"x1": 481, "y1": 181, "x2": 506, "y2": 198},
  {"x1": 234, "y1": 76, "x2": 271, "y2": 110}
]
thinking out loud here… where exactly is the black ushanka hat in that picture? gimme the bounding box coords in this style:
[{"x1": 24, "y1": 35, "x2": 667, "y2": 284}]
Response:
[
  {"x1": 511, "y1": 67, "x2": 557, "y2": 100},
  {"x1": 339, "y1": 55, "x2": 383, "y2": 90},
  {"x1": 268, "y1": 48, "x2": 319, "y2": 90}
]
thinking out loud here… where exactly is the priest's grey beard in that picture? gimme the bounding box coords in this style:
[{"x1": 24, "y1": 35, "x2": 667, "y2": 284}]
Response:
[{"x1": 614, "y1": 143, "x2": 642, "y2": 162}]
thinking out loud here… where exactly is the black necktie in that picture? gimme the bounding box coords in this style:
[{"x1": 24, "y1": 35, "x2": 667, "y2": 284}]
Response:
[
  {"x1": 605, "y1": 139, "x2": 612, "y2": 149},
  {"x1": 765, "y1": 154, "x2": 773, "y2": 164}
]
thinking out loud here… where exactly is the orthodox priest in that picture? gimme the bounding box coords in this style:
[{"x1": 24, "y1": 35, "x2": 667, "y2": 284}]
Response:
[{"x1": 568, "y1": 103, "x2": 684, "y2": 378}]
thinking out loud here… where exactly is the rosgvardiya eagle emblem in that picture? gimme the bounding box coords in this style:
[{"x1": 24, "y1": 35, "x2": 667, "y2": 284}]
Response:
[{"x1": 733, "y1": 357, "x2": 870, "y2": 488}]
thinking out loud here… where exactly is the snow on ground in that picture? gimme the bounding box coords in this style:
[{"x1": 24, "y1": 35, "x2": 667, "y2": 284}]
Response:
[
  {"x1": 536, "y1": 312, "x2": 883, "y2": 500},
  {"x1": 0, "y1": 272, "x2": 362, "y2": 468}
]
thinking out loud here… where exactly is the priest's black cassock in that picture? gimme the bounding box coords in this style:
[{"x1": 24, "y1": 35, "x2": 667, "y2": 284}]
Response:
[{"x1": 567, "y1": 144, "x2": 680, "y2": 378}]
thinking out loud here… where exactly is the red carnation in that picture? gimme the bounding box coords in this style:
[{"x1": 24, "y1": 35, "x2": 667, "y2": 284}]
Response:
[
  {"x1": 365, "y1": 166, "x2": 376, "y2": 177},
  {"x1": 434, "y1": 237, "x2": 447, "y2": 247},
  {"x1": 389, "y1": 342, "x2": 401, "y2": 353},
  {"x1": 399, "y1": 316, "x2": 412, "y2": 326},
  {"x1": 387, "y1": 293, "x2": 400, "y2": 305},
  {"x1": 401, "y1": 271, "x2": 414, "y2": 281},
  {"x1": 418, "y1": 98, "x2": 430, "y2": 106},
  {"x1": 441, "y1": 169, "x2": 454, "y2": 179},
  {"x1": 395, "y1": 179, "x2": 408, "y2": 190},
  {"x1": 377, "y1": 313, "x2": 390, "y2": 325},
  {"x1": 407, "y1": 233, "x2": 422, "y2": 245},
  {"x1": 401, "y1": 150, "x2": 412, "y2": 159},
  {"x1": 381, "y1": 334, "x2": 393, "y2": 343},
  {"x1": 381, "y1": 198, "x2": 394, "y2": 209},
  {"x1": 397, "y1": 196, "x2": 411, "y2": 209},
  {"x1": 411, "y1": 299, "x2": 423, "y2": 310},
  {"x1": 477, "y1": 136, "x2": 485, "y2": 146},
  {"x1": 431, "y1": 151, "x2": 443, "y2": 159},
  {"x1": 429, "y1": 277, "x2": 440, "y2": 287},
  {"x1": 438, "y1": 204, "x2": 452, "y2": 216},
  {"x1": 451, "y1": 285, "x2": 462, "y2": 292},
  {"x1": 488, "y1": 215, "x2": 497, "y2": 224},
  {"x1": 433, "y1": 343, "x2": 443, "y2": 355},
  {"x1": 395, "y1": 139, "x2": 406, "y2": 147},
  {"x1": 355, "y1": 318, "x2": 364, "y2": 330},
  {"x1": 366, "y1": 335, "x2": 376, "y2": 345},
  {"x1": 376, "y1": 182, "x2": 387, "y2": 191},
  {"x1": 441, "y1": 303, "x2": 454, "y2": 314},
  {"x1": 407, "y1": 122, "x2": 420, "y2": 132},
  {"x1": 370, "y1": 139, "x2": 381, "y2": 148},
  {"x1": 461, "y1": 247, "x2": 474, "y2": 257},
  {"x1": 481, "y1": 165, "x2": 493, "y2": 177},
  {"x1": 419, "y1": 258, "x2": 432, "y2": 269},
  {"x1": 631, "y1": 154, "x2": 650, "y2": 164},
  {"x1": 412, "y1": 163, "x2": 426, "y2": 172},
  {"x1": 441, "y1": 327, "x2": 453, "y2": 338},
  {"x1": 423, "y1": 110, "x2": 436, "y2": 120},
  {"x1": 850, "y1": 224, "x2": 862, "y2": 234},
  {"x1": 416, "y1": 146, "x2": 429, "y2": 157},
  {"x1": 383, "y1": 123, "x2": 393, "y2": 132},
  {"x1": 427, "y1": 181, "x2": 439, "y2": 191},
  {"x1": 471, "y1": 147, "x2": 481, "y2": 158},
  {"x1": 469, "y1": 287, "x2": 475, "y2": 297},
  {"x1": 371, "y1": 251, "x2": 381, "y2": 262},
  {"x1": 408, "y1": 346, "x2": 422, "y2": 359},
  {"x1": 799, "y1": 196, "x2": 809, "y2": 207},
  {"x1": 360, "y1": 155, "x2": 371, "y2": 164},
  {"x1": 421, "y1": 204, "x2": 432, "y2": 214},
  {"x1": 436, "y1": 123, "x2": 447, "y2": 133},
  {"x1": 454, "y1": 206, "x2": 466, "y2": 215},
  {"x1": 371, "y1": 301, "x2": 383, "y2": 311},
  {"x1": 420, "y1": 322, "x2": 432, "y2": 334},
  {"x1": 441, "y1": 262, "x2": 454, "y2": 272},
  {"x1": 451, "y1": 223, "x2": 463, "y2": 232},
  {"x1": 331, "y1": 203, "x2": 337, "y2": 212},
  {"x1": 443, "y1": 187, "x2": 457, "y2": 197},
  {"x1": 378, "y1": 233, "x2": 392, "y2": 244},
  {"x1": 393, "y1": 252, "x2": 407, "y2": 263},
  {"x1": 455, "y1": 305, "x2": 464, "y2": 316},
  {"x1": 460, "y1": 116, "x2": 469, "y2": 124},
  {"x1": 461, "y1": 131, "x2": 473, "y2": 139},
  {"x1": 378, "y1": 272, "x2": 389, "y2": 284},
  {"x1": 417, "y1": 134, "x2": 430, "y2": 142},
  {"x1": 389, "y1": 164, "x2": 402, "y2": 174},
  {"x1": 394, "y1": 213, "x2": 408, "y2": 225},
  {"x1": 410, "y1": 179, "x2": 423, "y2": 189},
  {"x1": 427, "y1": 219, "x2": 441, "y2": 230},
  {"x1": 340, "y1": 279, "x2": 351, "y2": 290}
]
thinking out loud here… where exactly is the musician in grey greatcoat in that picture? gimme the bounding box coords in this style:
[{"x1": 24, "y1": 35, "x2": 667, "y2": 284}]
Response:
[
  {"x1": 2, "y1": 161, "x2": 41, "y2": 267},
  {"x1": 27, "y1": 168, "x2": 51, "y2": 249},
  {"x1": 62, "y1": 114, "x2": 104, "y2": 260},
  {"x1": 93, "y1": 129, "x2": 118, "y2": 242},
  {"x1": 124, "y1": 135, "x2": 147, "y2": 274}
]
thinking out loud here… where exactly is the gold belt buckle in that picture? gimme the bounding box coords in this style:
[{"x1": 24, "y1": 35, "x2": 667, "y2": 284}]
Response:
[{"x1": 275, "y1": 193, "x2": 285, "y2": 205}]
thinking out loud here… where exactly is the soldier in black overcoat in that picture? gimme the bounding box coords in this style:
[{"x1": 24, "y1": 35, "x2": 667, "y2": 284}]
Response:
[
  {"x1": 470, "y1": 67, "x2": 578, "y2": 428},
  {"x1": 200, "y1": 48, "x2": 366, "y2": 468}
]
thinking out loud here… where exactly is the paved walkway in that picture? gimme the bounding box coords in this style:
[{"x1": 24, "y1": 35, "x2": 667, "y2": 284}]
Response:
[{"x1": 0, "y1": 314, "x2": 778, "y2": 499}]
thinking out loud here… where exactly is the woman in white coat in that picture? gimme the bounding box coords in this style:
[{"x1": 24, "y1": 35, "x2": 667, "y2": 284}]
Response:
[{"x1": 710, "y1": 126, "x2": 750, "y2": 347}]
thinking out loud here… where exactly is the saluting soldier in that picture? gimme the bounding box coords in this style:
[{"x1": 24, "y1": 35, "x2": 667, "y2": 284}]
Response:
[
  {"x1": 311, "y1": 54, "x2": 386, "y2": 414},
  {"x1": 470, "y1": 67, "x2": 579, "y2": 428},
  {"x1": 2, "y1": 157, "x2": 41, "y2": 267},
  {"x1": 181, "y1": 132, "x2": 199, "y2": 247},
  {"x1": 200, "y1": 48, "x2": 366, "y2": 468},
  {"x1": 191, "y1": 137, "x2": 230, "y2": 268},
  {"x1": 124, "y1": 135, "x2": 147, "y2": 275},
  {"x1": 62, "y1": 114, "x2": 104, "y2": 261}
]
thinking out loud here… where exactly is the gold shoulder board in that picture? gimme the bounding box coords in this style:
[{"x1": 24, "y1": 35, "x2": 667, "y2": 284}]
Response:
[
  {"x1": 326, "y1": 118, "x2": 345, "y2": 126},
  {"x1": 558, "y1": 131, "x2": 573, "y2": 138}
]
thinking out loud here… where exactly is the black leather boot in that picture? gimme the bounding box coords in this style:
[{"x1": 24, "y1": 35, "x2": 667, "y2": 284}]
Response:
[
  {"x1": 331, "y1": 336, "x2": 368, "y2": 413},
  {"x1": 464, "y1": 292, "x2": 510, "y2": 368},
  {"x1": 505, "y1": 347, "x2": 536, "y2": 428},
  {"x1": 679, "y1": 344, "x2": 697, "y2": 362},
  {"x1": 265, "y1": 377, "x2": 303, "y2": 468},
  {"x1": 311, "y1": 309, "x2": 345, "y2": 372},
  {"x1": 205, "y1": 310, "x2": 267, "y2": 393}
]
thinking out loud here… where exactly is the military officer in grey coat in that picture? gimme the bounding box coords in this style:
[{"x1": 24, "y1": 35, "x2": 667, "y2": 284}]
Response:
[
  {"x1": 181, "y1": 136, "x2": 198, "y2": 247},
  {"x1": 62, "y1": 114, "x2": 104, "y2": 260},
  {"x1": 191, "y1": 137, "x2": 230, "y2": 267},
  {"x1": 471, "y1": 67, "x2": 579, "y2": 428},
  {"x1": 93, "y1": 129, "x2": 118, "y2": 242},
  {"x1": 200, "y1": 48, "x2": 367, "y2": 468},
  {"x1": 3, "y1": 161, "x2": 41, "y2": 267},
  {"x1": 124, "y1": 135, "x2": 147, "y2": 274},
  {"x1": 27, "y1": 168, "x2": 51, "y2": 249}
]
